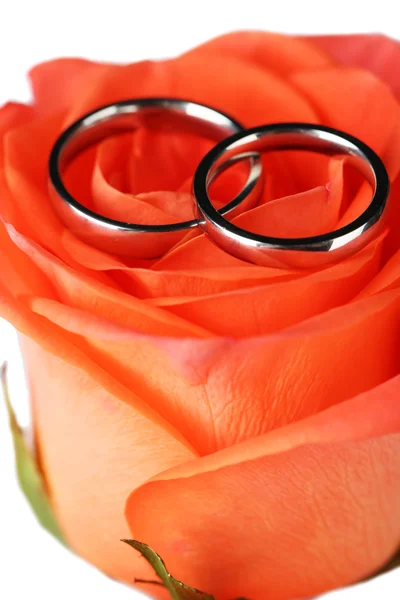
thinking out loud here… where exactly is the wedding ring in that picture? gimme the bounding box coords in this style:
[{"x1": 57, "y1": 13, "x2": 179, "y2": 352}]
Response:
[
  {"x1": 49, "y1": 98, "x2": 262, "y2": 258},
  {"x1": 193, "y1": 123, "x2": 389, "y2": 269}
]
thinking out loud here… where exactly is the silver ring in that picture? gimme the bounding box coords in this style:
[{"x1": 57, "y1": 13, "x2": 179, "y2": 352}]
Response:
[
  {"x1": 193, "y1": 123, "x2": 390, "y2": 269},
  {"x1": 49, "y1": 98, "x2": 262, "y2": 259}
]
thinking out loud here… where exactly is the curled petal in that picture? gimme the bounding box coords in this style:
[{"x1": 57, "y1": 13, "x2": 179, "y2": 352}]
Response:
[{"x1": 126, "y1": 378, "x2": 400, "y2": 599}]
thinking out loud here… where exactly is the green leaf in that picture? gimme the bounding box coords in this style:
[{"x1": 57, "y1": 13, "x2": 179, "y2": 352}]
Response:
[
  {"x1": 122, "y1": 539, "x2": 215, "y2": 600},
  {"x1": 1, "y1": 363, "x2": 67, "y2": 545}
]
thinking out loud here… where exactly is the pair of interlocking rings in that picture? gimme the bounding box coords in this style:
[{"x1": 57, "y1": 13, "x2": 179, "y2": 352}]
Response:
[{"x1": 49, "y1": 98, "x2": 389, "y2": 269}]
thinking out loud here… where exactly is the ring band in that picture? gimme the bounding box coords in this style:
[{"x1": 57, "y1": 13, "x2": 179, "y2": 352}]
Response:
[
  {"x1": 193, "y1": 123, "x2": 390, "y2": 269},
  {"x1": 49, "y1": 98, "x2": 262, "y2": 259}
]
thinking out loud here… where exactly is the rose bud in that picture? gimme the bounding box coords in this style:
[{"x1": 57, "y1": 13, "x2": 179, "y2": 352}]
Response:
[{"x1": 1, "y1": 31, "x2": 400, "y2": 600}]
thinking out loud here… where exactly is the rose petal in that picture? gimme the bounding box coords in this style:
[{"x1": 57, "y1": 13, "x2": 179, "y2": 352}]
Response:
[
  {"x1": 126, "y1": 129, "x2": 211, "y2": 196},
  {"x1": 93, "y1": 157, "x2": 194, "y2": 225},
  {"x1": 5, "y1": 224, "x2": 210, "y2": 338},
  {"x1": 0, "y1": 101, "x2": 36, "y2": 130},
  {"x1": 1, "y1": 111, "x2": 79, "y2": 264},
  {"x1": 147, "y1": 238, "x2": 382, "y2": 336},
  {"x1": 291, "y1": 67, "x2": 400, "y2": 179},
  {"x1": 226, "y1": 185, "x2": 340, "y2": 237},
  {"x1": 0, "y1": 220, "x2": 55, "y2": 298},
  {"x1": 21, "y1": 335, "x2": 194, "y2": 588},
  {"x1": 126, "y1": 378, "x2": 400, "y2": 599},
  {"x1": 64, "y1": 53, "x2": 318, "y2": 128},
  {"x1": 109, "y1": 265, "x2": 295, "y2": 299},
  {"x1": 24, "y1": 282, "x2": 400, "y2": 455},
  {"x1": 93, "y1": 131, "x2": 200, "y2": 221},
  {"x1": 357, "y1": 236, "x2": 400, "y2": 298},
  {"x1": 150, "y1": 173, "x2": 359, "y2": 276},
  {"x1": 146, "y1": 373, "x2": 400, "y2": 478},
  {"x1": 185, "y1": 30, "x2": 334, "y2": 74},
  {"x1": 309, "y1": 34, "x2": 400, "y2": 101},
  {"x1": 61, "y1": 228, "x2": 296, "y2": 297},
  {"x1": 61, "y1": 229, "x2": 157, "y2": 271},
  {"x1": 29, "y1": 58, "x2": 111, "y2": 113}
]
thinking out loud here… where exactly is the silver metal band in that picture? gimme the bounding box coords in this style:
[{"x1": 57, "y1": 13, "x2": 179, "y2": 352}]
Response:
[
  {"x1": 193, "y1": 123, "x2": 389, "y2": 268},
  {"x1": 49, "y1": 98, "x2": 262, "y2": 259}
]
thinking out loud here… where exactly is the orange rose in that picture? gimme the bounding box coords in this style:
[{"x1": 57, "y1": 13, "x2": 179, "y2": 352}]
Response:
[{"x1": 1, "y1": 31, "x2": 400, "y2": 600}]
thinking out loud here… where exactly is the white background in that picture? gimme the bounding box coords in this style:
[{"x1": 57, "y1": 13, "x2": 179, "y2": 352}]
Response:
[{"x1": 0, "y1": 1, "x2": 399, "y2": 598}]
